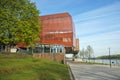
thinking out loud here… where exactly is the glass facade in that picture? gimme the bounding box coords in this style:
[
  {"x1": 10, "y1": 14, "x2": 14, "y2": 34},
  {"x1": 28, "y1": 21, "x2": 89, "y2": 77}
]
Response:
[
  {"x1": 33, "y1": 44, "x2": 64, "y2": 53},
  {"x1": 39, "y1": 13, "x2": 76, "y2": 48}
]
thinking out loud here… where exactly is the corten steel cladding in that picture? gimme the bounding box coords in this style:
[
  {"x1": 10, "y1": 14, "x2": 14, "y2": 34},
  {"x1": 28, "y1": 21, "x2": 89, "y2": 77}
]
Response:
[{"x1": 39, "y1": 13, "x2": 76, "y2": 47}]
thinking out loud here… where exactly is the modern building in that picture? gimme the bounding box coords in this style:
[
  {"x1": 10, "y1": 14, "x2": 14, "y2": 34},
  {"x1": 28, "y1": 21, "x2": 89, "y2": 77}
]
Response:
[{"x1": 39, "y1": 12, "x2": 79, "y2": 54}]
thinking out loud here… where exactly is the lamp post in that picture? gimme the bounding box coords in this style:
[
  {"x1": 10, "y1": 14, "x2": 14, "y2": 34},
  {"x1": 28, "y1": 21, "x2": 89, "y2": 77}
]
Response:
[{"x1": 108, "y1": 48, "x2": 111, "y2": 68}]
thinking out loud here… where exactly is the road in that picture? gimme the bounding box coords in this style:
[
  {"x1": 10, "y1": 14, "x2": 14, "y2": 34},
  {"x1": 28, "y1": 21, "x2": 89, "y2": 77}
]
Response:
[{"x1": 68, "y1": 61, "x2": 120, "y2": 80}]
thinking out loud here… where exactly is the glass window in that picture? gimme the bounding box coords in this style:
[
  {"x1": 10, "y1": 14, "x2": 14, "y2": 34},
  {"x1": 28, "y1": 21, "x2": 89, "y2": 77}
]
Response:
[
  {"x1": 44, "y1": 45, "x2": 50, "y2": 53},
  {"x1": 33, "y1": 44, "x2": 64, "y2": 53},
  {"x1": 33, "y1": 45, "x2": 43, "y2": 53}
]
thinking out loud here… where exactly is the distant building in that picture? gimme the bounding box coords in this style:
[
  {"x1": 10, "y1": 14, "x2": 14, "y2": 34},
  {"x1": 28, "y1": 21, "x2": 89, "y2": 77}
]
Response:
[{"x1": 75, "y1": 38, "x2": 80, "y2": 52}]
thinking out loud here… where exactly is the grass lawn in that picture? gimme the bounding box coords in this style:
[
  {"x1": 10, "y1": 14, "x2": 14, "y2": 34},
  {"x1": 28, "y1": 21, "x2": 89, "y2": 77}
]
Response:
[{"x1": 0, "y1": 53, "x2": 70, "y2": 80}]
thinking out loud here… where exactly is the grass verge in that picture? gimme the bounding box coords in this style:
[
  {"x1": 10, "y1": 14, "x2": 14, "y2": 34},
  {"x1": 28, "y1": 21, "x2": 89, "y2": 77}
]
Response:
[
  {"x1": 80, "y1": 61, "x2": 108, "y2": 65},
  {"x1": 0, "y1": 53, "x2": 70, "y2": 80}
]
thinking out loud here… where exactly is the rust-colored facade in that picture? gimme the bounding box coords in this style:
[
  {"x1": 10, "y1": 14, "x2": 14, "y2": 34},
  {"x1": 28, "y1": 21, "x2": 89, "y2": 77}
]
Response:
[
  {"x1": 39, "y1": 13, "x2": 78, "y2": 53},
  {"x1": 39, "y1": 13, "x2": 76, "y2": 47}
]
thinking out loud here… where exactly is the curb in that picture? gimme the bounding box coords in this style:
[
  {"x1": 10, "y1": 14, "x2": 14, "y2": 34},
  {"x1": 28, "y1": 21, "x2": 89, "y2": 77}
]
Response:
[{"x1": 67, "y1": 63, "x2": 75, "y2": 80}]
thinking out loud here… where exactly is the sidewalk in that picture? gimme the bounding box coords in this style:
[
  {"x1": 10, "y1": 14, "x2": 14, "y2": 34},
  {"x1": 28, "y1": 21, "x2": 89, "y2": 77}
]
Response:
[{"x1": 67, "y1": 60, "x2": 120, "y2": 80}]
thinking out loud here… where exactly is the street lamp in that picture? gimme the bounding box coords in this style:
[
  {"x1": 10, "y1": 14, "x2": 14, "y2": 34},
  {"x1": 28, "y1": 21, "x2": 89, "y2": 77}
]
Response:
[{"x1": 108, "y1": 48, "x2": 111, "y2": 68}]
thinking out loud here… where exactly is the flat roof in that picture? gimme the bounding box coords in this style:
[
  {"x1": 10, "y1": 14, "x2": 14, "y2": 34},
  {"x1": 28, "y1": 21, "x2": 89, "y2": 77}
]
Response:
[{"x1": 40, "y1": 12, "x2": 71, "y2": 20}]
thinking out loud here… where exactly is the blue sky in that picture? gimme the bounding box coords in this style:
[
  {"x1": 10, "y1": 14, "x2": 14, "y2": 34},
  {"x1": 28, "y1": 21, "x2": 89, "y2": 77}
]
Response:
[{"x1": 31, "y1": 0, "x2": 120, "y2": 56}]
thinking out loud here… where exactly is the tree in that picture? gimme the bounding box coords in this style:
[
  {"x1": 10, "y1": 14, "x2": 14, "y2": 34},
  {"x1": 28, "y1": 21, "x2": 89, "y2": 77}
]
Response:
[
  {"x1": 0, "y1": 0, "x2": 41, "y2": 51},
  {"x1": 87, "y1": 45, "x2": 94, "y2": 62},
  {"x1": 80, "y1": 48, "x2": 85, "y2": 58}
]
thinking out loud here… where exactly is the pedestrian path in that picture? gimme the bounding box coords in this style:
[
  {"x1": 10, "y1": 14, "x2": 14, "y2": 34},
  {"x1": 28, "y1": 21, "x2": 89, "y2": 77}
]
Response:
[{"x1": 67, "y1": 61, "x2": 120, "y2": 80}]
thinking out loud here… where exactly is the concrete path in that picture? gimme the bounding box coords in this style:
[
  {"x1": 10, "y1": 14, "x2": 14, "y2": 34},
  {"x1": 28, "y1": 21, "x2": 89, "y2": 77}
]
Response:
[{"x1": 68, "y1": 61, "x2": 120, "y2": 80}]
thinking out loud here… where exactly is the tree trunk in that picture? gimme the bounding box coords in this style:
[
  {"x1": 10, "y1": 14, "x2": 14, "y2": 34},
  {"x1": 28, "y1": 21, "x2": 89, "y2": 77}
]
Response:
[{"x1": 6, "y1": 45, "x2": 11, "y2": 53}]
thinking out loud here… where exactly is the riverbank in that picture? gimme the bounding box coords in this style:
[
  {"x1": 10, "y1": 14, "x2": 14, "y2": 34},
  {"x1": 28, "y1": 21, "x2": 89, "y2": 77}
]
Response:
[{"x1": 82, "y1": 59, "x2": 120, "y2": 67}]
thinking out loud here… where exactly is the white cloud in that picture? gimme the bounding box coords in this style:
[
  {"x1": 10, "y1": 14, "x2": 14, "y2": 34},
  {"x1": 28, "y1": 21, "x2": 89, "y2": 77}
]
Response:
[
  {"x1": 74, "y1": 2, "x2": 120, "y2": 56},
  {"x1": 74, "y1": 2, "x2": 120, "y2": 23},
  {"x1": 80, "y1": 30, "x2": 120, "y2": 56}
]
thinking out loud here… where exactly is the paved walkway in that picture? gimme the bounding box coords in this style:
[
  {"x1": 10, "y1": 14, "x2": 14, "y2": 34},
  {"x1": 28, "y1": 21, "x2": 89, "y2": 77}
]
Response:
[{"x1": 68, "y1": 61, "x2": 120, "y2": 80}]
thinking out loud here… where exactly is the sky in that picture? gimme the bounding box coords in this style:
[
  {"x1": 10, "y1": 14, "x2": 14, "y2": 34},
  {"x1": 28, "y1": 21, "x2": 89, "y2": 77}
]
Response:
[{"x1": 31, "y1": 0, "x2": 120, "y2": 57}]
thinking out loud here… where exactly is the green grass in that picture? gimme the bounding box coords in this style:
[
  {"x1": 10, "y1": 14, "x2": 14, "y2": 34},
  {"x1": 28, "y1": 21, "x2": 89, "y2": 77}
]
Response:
[
  {"x1": 80, "y1": 61, "x2": 108, "y2": 65},
  {"x1": 0, "y1": 53, "x2": 70, "y2": 80}
]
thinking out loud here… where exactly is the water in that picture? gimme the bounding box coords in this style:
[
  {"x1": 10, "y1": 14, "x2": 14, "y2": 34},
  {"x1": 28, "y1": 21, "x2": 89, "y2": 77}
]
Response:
[{"x1": 83, "y1": 59, "x2": 120, "y2": 66}]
